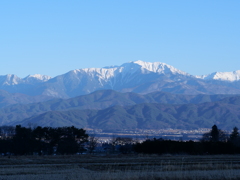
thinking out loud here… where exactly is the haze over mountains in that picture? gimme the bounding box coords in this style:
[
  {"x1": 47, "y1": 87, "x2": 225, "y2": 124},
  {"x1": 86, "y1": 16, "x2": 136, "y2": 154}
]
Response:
[
  {"x1": 1, "y1": 60, "x2": 240, "y2": 99},
  {"x1": 1, "y1": 60, "x2": 240, "y2": 130}
]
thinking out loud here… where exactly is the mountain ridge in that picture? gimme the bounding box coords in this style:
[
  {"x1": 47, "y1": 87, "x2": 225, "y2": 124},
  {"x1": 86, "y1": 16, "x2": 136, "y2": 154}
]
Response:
[
  {"x1": 1, "y1": 60, "x2": 240, "y2": 98},
  {"x1": 9, "y1": 97, "x2": 240, "y2": 130},
  {"x1": 0, "y1": 89, "x2": 237, "y2": 126}
]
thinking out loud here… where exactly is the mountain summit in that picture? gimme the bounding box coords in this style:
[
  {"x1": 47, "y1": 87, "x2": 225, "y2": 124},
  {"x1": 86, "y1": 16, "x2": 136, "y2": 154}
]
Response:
[
  {"x1": 196, "y1": 70, "x2": 240, "y2": 82},
  {"x1": 0, "y1": 74, "x2": 51, "y2": 86},
  {"x1": 72, "y1": 60, "x2": 190, "y2": 83},
  {"x1": 129, "y1": 60, "x2": 189, "y2": 75}
]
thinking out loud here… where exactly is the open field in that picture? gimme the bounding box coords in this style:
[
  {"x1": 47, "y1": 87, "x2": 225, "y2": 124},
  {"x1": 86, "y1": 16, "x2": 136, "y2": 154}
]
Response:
[{"x1": 0, "y1": 154, "x2": 240, "y2": 180}]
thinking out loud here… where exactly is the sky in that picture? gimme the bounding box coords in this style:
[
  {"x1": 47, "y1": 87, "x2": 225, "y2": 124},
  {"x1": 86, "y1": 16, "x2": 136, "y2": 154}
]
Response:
[{"x1": 1, "y1": 0, "x2": 240, "y2": 78}]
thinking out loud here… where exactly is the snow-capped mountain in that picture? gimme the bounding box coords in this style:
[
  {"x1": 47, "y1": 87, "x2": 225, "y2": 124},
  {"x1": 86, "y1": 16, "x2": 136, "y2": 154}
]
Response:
[
  {"x1": 0, "y1": 74, "x2": 51, "y2": 86},
  {"x1": 74, "y1": 60, "x2": 189, "y2": 80},
  {"x1": 0, "y1": 60, "x2": 240, "y2": 98},
  {"x1": 23, "y1": 74, "x2": 52, "y2": 84},
  {"x1": 38, "y1": 60, "x2": 195, "y2": 97},
  {"x1": 0, "y1": 74, "x2": 21, "y2": 85},
  {"x1": 128, "y1": 60, "x2": 189, "y2": 75},
  {"x1": 36, "y1": 60, "x2": 240, "y2": 97},
  {"x1": 0, "y1": 74, "x2": 52, "y2": 96},
  {"x1": 196, "y1": 70, "x2": 240, "y2": 82}
]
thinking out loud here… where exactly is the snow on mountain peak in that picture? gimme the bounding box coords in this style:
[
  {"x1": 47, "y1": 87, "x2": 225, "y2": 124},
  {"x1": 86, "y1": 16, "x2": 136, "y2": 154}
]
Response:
[
  {"x1": 24, "y1": 74, "x2": 52, "y2": 82},
  {"x1": 0, "y1": 74, "x2": 52, "y2": 86},
  {"x1": 70, "y1": 60, "x2": 190, "y2": 83},
  {"x1": 72, "y1": 67, "x2": 117, "y2": 80},
  {"x1": 132, "y1": 60, "x2": 189, "y2": 75},
  {"x1": 2, "y1": 74, "x2": 21, "y2": 85},
  {"x1": 196, "y1": 70, "x2": 240, "y2": 82}
]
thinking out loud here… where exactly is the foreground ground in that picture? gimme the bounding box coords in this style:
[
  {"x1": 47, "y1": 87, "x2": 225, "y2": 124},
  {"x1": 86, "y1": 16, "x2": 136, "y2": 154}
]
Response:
[{"x1": 0, "y1": 154, "x2": 240, "y2": 180}]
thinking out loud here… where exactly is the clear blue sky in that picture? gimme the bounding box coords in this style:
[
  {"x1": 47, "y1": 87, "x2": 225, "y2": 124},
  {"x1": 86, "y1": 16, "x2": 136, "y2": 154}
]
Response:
[{"x1": 1, "y1": 0, "x2": 240, "y2": 78}]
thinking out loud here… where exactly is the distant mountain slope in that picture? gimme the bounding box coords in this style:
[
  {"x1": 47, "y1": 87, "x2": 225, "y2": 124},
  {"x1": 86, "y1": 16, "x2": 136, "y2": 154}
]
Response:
[
  {"x1": 0, "y1": 74, "x2": 52, "y2": 96},
  {"x1": 1, "y1": 61, "x2": 240, "y2": 98},
  {"x1": 0, "y1": 89, "x2": 56, "y2": 108},
  {"x1": 11, "y1": 97, "x2": 240, "y2": 130},
  {"x1": 0, "y1": 89, "x2": 239, "y2": 129}
]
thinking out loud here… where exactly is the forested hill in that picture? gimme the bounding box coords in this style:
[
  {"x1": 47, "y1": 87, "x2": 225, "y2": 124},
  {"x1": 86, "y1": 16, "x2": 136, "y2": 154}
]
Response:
[
  {"x1": 8, "y1": 96, "x2": 240, "y2": 130},
  {"x1": 0, "y1": 89, "x2": 56, "y2": 108},
  {"x1": 0, "y1": 90, "x2": 236, "y2": 126}
]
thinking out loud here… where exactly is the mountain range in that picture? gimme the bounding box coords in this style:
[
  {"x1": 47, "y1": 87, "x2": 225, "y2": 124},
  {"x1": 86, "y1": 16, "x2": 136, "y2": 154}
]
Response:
[
  {"x1": 7, "y1": 95, "x2": 240, "y2": 131},
  {"x1": 1, "y1": 60, "x2": 240, "y2": 99},
  {"x1": 1, "y1": 60, "x2": 240, "y2": 130},
  {"x1": 0, "y1": 89, "x2": 239, "y2": 130}
]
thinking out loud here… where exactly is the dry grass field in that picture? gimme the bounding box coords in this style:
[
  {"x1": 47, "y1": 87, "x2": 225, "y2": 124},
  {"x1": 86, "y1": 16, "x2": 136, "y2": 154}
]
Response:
[{"x1": 0, "y1": 154, "x2": 240, "y2": 180}]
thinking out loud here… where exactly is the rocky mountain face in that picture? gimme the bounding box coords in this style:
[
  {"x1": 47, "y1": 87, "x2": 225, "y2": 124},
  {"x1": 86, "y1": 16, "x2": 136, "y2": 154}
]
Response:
[{"x1": 0, "y1": 61, "x2": 240, "y2": 98}]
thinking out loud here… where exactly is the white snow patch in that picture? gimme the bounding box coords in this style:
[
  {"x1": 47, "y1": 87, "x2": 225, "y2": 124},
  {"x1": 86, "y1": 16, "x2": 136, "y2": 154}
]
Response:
[
  {"x1": 132, "y1": 60, "x2": 189, "y2": 75},
  {"x1": 196, "y1": 70, "x2": 240, "y2": 82},
  {"x1": 25, "y1": 74, "x2": 52, "y2": 81}
]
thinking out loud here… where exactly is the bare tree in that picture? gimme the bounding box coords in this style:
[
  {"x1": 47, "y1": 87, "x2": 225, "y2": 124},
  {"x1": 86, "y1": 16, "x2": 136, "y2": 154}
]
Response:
[
  {"x1": 110, "y1": 137, "x2": 134, "y2": 154},
  {"x1": 88, "y1": 134, "x2": 99, "y2": 154},
  {"x1": 110, "y1": 136, "x2": 118, "y2": 153},
  {"x1": 0, "y1": 126, "x2": 15, "y2": 139}
]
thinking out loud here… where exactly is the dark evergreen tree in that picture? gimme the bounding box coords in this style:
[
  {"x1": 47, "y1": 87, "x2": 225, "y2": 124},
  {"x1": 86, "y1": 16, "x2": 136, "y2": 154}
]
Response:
[
  {"x1": 57, "y1": 138, "x2": 79, "y2": 154},
  {"x1": 32, "y1": 126, "x2": 50, "y2": 155},
  {"x1": 230, "y1": 127, "x2": 239, "y2": 141},
  {"x1": 201, "y1": 125, "x2": 228, "y2": 142},
  {"x1": 12, "y1": 125, "x2": 38, "y2": 155},
  {"x1": 55, "y1": 126, "x2": 88, "y2": 154},
  {"x1": 211, "y1": 125, "x2": 219, "y2": 142},
  {"x1": 229, "y1": 127, "x2": 240, "y2": 148}
]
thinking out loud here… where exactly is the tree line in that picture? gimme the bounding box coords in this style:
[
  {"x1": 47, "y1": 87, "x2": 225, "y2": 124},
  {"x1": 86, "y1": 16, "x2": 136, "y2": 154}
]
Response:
[
  {"x1": 0, "y1": 125, "x2": 88, "y2": 155},
  {"x1": 134, "y1": 125, "x2": 240, "y2": 154},
  {"x1": 1, "y1": 124, "x2": 240, "y2": 155}
]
